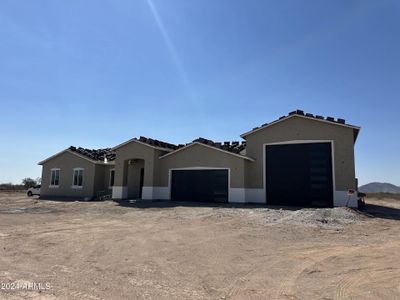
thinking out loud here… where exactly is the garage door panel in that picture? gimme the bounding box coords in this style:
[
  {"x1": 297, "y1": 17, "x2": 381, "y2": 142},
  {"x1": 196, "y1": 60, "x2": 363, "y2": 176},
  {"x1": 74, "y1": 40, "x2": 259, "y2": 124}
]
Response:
[
  {"x1": 266, "y1": 143, "x2": 333, "y2": 207},
  {"x1": 171, "y1": 170, "x2": 228, "y2": 203}
]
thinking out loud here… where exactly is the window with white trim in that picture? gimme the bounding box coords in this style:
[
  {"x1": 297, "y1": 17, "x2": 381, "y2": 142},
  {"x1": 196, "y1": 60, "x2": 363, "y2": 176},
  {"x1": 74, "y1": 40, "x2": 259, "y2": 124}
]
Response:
[
  {"x1": 50, "y1": 168, "x2": 60, "y2": 187},
  {"x1": 109, "y1": 169, "x2": 115, "y2": 187},
  {"x1": 72, "y1": 168, "x2": 84, "y2": 188}
]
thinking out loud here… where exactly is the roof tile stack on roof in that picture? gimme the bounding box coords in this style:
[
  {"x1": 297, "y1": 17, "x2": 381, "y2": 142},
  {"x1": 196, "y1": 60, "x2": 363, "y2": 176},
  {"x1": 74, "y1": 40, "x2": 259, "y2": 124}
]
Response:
[
  {"x1": 289, "y1": 109, "x2": 305, "y2": 116},
  {"x1": 248, "y1": 110, "x2": 353, "y2": 134},
  {"x1": 287, "y1": 109, "x2": 347, "y2": 125},
  {"x1": 241, "y1": 110, "x2": 359, "y2": 140},
  {"x1": 69, "y1": 146, "x2": 116, "y2": 162},
  {"x1": 137, "y1": 136, "x2": 178, "y2": 150},
  {"x1": 192, "y1": 137, "x2": 246, "y2": 154}
]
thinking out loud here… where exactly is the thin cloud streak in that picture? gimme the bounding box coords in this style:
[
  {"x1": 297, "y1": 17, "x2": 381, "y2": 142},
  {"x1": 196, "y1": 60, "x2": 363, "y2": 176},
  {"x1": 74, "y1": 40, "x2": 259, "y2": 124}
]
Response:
[{"x1": 145, "y1": 0, "x2": 197, "y2": 105}]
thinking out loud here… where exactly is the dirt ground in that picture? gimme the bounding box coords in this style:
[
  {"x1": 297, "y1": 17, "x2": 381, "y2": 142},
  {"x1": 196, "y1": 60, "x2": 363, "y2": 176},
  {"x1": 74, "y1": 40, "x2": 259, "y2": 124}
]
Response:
[{"x1": 0, "y1": 193, "x2": 399, "y2": 300}]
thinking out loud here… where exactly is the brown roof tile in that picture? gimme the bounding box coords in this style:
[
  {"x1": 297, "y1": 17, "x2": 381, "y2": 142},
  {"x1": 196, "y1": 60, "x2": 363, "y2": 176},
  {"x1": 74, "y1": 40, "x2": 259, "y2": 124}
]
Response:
[
  {"x1": 69, "y1": 146, "x2": 116, "y2": 162},
  {"x1": 192, "y1": 137, "x2": 246, "y2": 154}
]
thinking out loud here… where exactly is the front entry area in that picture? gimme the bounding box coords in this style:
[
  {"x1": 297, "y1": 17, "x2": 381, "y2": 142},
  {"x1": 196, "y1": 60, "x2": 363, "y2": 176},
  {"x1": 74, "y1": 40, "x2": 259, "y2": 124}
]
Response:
[
  {"x1": 266, "y1": 142, "x2": 334, "y2": 207},
  {"x1": 127, "y1": 159, "x2": 145, "y2": 199},
  {"x1": 170, "y1": 169, "x2": 228, "y2": 203}
]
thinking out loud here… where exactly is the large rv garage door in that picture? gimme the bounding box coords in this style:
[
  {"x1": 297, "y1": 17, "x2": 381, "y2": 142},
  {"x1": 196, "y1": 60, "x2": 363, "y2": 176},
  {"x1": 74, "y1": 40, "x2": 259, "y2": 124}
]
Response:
[
  {"x1": 266, "y1": 143, "x2": 333, "y2": 207},
  {"x1": 171, "y1": 169, "x2": 228, "y2": 203}
]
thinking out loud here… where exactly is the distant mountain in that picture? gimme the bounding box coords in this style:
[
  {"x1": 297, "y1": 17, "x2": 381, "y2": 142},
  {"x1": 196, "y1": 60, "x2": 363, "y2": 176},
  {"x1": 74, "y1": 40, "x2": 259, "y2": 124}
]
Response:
[{"x1": 359, "y1": 182, "x2": 400, "y2": 193}]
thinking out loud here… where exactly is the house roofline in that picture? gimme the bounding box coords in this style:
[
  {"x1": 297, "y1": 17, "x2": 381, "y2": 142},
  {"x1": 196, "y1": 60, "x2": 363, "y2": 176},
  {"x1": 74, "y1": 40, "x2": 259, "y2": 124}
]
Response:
[
  {"x1": 159, "y1": 142, "x2": 255, "y2": 161},
  {"x1": 38, "y1": 149, "x2": 115, "y2": 166},
  {"x1": 240, "y1": 114, "x2": 360, "y2": 142},
  {"x1": 112, "y1": 138, "x2": 175, "y2": 152}
]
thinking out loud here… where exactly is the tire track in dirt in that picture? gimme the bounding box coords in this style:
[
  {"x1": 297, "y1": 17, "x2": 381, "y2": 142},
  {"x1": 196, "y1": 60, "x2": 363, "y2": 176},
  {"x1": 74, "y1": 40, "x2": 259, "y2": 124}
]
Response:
[
  {"x1": 334, "y1": 268, "x2": 400, "y2": 300},
  {"x1": 274, "y1": 246, "x2": 364, "y2": 300},
  {"x1": 225, "y1": 248, "x2": 314, "y2": 299},
  {"x1": 64, "y1": 290, "x2": 104, "y2": 300},
  {"x1": 334, "y1": 241, "x2": 400, "y2": 300},
  {"x1": 225, "y1": 264, "x2": 264, "y2": 299},
  {"x1": 223, "y1": 246, "x2": 344, "y2": 299},
  {"x1": 334, "y1": 271, "x2": 371, "y2": 300}
]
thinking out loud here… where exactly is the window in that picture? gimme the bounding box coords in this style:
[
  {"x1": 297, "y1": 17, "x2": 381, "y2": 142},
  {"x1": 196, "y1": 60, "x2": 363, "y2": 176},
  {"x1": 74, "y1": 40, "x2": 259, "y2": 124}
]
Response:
[
  {"x1": 50, "y1": 168, "x2": 60, "y2": 187},
  {"x1": 109, "y1": 169, "x2": 115, "y2": 188},
  {"x1": 72, "y1": 168, "x2": 84, "y2": 188}
]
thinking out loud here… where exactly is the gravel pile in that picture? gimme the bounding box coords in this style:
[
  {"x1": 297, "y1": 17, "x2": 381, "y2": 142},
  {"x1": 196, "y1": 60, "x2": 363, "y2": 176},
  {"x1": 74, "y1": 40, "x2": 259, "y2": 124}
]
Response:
[
  {"x1": 267, "y1": 207, "x2": 363, "y2": 228},
  {"x1": 173, "y1": 206, "x2": 363, "y2": 229}
]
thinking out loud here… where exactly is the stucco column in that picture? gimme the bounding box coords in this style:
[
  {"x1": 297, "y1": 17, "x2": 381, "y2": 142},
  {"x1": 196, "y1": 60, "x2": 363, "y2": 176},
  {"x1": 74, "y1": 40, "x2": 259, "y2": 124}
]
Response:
[
  {"x1": 112, "y1": 159, "x2": 128, "y2": 199},
  {"x1": 141, "y1": 160, "x2": 155, "y2": 200}
]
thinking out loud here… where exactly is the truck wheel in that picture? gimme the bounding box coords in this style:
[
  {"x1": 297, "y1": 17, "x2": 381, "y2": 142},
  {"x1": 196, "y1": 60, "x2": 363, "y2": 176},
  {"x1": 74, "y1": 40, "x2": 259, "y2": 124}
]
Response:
[{"x1": 27, "y1": 191, "x2": 33, "y2": 197}]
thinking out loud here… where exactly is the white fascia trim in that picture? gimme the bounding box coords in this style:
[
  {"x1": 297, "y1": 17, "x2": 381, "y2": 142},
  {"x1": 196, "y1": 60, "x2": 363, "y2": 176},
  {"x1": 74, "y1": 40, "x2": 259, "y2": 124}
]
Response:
[
  {"x1": 159, "y1": 142, "x2": 255, "y2": 161},
  {"x1": 265, "y1": 140, "x2": 334, "y2": 145},
  {"x1": 142, "y1": 186, "x2": 169, "y2": 200},
  {"x1": 263, "y1": 140, "x2": 336, "y2": 206},
  {"x1": 141, "y1": 186, "x2": 153, "y2": 200},
  {"x1": 112, "y1": 186, "x2": 128, "y2": 199},
  {"x1": 229, "y1": 188, "x2": 246, "y2": 203},
  {"x1": 245, "y1": 188, "x2": 265, "y2": 203},
  {"x1": 38, "y1": 149, "x2": 113, "y2": 165},
  {"x1": 334, "y1": 190, "x2": 358, "y2": 208},
  {"x1": 240, "y1": 114, "x2": 360, "y2": 139},
  {"x1": 111, "y1": 138, "x2": 175, "y2": 152}
]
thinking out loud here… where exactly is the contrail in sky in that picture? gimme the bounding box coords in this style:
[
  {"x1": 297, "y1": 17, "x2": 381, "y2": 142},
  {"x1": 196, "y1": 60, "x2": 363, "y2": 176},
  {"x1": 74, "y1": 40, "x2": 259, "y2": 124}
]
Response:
[{"x1": 145, "y1": 0, "x2": 197, "y2": 104}]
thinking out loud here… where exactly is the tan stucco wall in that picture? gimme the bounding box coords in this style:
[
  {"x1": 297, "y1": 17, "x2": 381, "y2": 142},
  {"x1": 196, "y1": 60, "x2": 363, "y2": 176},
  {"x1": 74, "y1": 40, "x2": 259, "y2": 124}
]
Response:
[
  {"x1": 244, "y1": 116, "x2": 356, "y2": 190},
  {"x1": 113, "y1": 141, "x2": 168, "y2": 187},
  {"x1": 103, "y1": 165, "x2": 115, "y2": 192},
  {"x1": 40, "y1": 151, "x2": 115, "y2": 199},
  {"x1": 157, "y1": 144, "x2": 246, "y2": 188},
  {"x1": 94, "y1": 164, "x2": 117, "y2": 195},
  {"x1": 40, "y1": 151, "x2": 96, "y2": 199},
  {"x1": 40, "y1": 116, "x2": 357, "y2": 201}
]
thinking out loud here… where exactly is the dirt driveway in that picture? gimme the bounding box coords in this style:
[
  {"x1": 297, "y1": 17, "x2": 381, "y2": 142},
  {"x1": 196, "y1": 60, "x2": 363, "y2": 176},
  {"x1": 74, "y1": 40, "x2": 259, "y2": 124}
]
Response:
[{"x1": 0, "y1": 193, "x2": 399, "y2": 299}]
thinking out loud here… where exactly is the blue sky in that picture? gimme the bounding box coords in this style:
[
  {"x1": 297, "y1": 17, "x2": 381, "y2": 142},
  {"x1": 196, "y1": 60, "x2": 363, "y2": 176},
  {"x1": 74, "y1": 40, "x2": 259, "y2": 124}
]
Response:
[{"x1": 0, "y1": 0, "x2": 399, "y2": 185}]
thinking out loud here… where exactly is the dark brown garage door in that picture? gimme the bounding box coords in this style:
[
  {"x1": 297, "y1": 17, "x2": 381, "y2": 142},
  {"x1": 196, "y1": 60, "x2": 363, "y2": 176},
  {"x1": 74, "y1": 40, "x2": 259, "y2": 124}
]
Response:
[
  {"x1": 171, "y1": 169, "x2": 228, "y2": 203},
  {"x1": 266, "y1": 143, "x2": 333, "y2": 207}
]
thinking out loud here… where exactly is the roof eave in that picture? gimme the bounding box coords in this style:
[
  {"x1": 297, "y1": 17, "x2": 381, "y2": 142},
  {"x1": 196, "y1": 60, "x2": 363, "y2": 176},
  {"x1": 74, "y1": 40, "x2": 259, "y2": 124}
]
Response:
[
  {"x1": 38, "y1": 149, "x2": 69, "y2": 165},
  {"x1": 159, "y1": 142, "x2": 254, "y2": 161},
  {"x1": 38, "y1": 149, "x2": 114, "y2": 165},
  {"x1": 353, "y1": 128, "x2": 360, "y2": 143},
  {"x1": 112, "y1": 138, "x2": 175, "y2": 152},
  {"x1": 240, "y1": 114, "x2": 361, "y2": 139}
]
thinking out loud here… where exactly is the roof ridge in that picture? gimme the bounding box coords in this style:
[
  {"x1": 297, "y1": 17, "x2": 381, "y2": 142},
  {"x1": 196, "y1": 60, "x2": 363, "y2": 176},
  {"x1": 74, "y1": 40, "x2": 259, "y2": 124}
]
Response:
[
  {"x1": 69, "y1": 146, "x2": 116, "y2": 162},
  {"x1": 241, "y1": 110, "x2": 360, "y2": 139},
  {"x1": 136, "y1": 136, "x2": 178, "y2": 150},
  {"x1": 192, "y1": 137, "x2": 246, "y2": 154}
]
